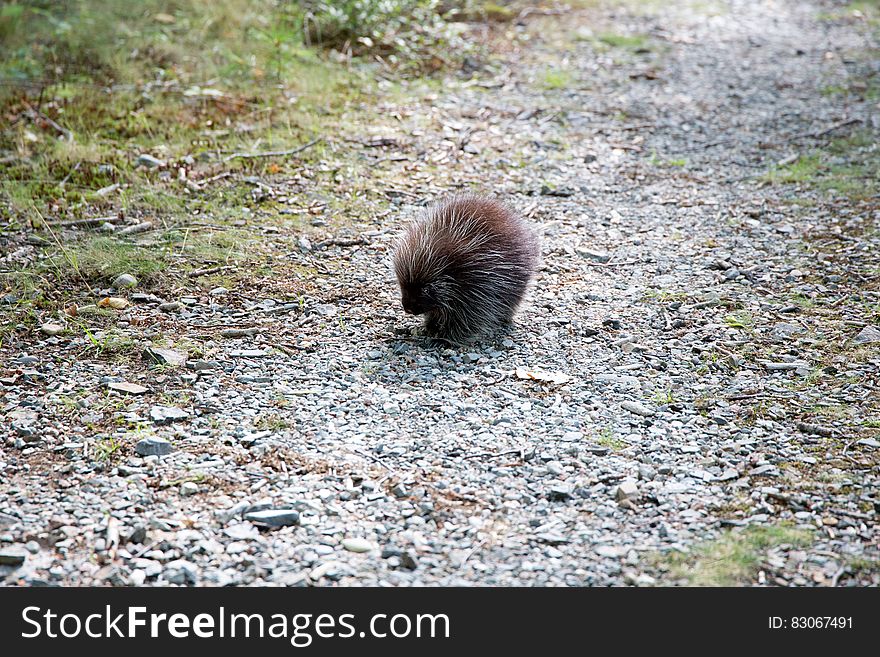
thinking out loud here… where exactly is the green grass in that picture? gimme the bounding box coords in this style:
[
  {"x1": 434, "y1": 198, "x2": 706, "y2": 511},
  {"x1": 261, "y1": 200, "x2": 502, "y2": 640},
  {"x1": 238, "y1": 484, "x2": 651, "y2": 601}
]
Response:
[
  {"x1": 762, "y1": 130, "x2": 880, "y2": 200},
  {"x1": 0, "y1": 0, "x2": 491, "y2": 308},
  {"x1": 254, "y1": 413, "x2": 291, "y2": 431},
  {"x1": 595, "y1": 426, "x2": 626, "y2": 451},
  {"x1": 653, "y1": 525, "x2": 815, "y2": 586},
  {"x1": 596, "y1": 32, "x2": 649, "y2": 49},
  {"x1": 642, "y1": 288, "x2": 688, "y2": 303},
  {"x1": 724, "y1": 311, "x2": 754, "y2": 330},
  {"x1": 542, "y1": 70, "x2": 574, "y2": 89},
  {"x1": 649, "y1": 150, "x2": 687, "y2": 168},
  {"x1": 818, "y1": 0, "x2": 880, "y2": 24},
  {"x1": 763, "y1": 154, "x2": 823, "y2": 185},
  {"x1": 94, "y1": 437, "x2": 124, "y2": 462},
  {"x1": 652, "y1": 389, "x2": 677, "y2": 405}
]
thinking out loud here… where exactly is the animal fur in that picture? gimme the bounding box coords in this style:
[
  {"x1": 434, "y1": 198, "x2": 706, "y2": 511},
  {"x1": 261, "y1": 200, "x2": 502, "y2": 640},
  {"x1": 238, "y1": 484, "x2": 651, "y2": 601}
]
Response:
[{"x1": 392, "y1": 194, "x2": 540, "y2": 344}]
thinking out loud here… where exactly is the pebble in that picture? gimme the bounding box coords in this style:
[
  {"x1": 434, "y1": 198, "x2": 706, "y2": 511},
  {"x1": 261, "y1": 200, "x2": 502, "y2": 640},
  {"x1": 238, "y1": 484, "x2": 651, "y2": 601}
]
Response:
[
  {"x1": 164, "y1": 560, "x2": 199, "y2": 584},
  {"x1": 621, "y1": 401, "x2": 654, "y2": 417},
  {"x1": 576, "y1": 247, "x2": 612, "y2": 262},
  {"x1": 40, "y1": 323, "x2": 64, "y2": 336},
  {"x1": 342, "y1": 538, "x2": 374, "y2": 553},
  {"x1": 853, "y1": 325, "x2": 880, "y2": 344},
  {"x1": 221, "y1": 328, "x2": 260, "y2": 338},
  {"x1": 244, "y1": 509, "x2": 301, "y2": 527},
  {"x1": 113, "y1": 273, "x2": 138, "y2": 289},
  {"x1": 134, "y1": 436, "x2": 174, "y2": 457},
  {"x1": 614, "y1": 481, "x2": 640, "y2": 502},
  {"x1": 0, "y1": 546, "x2": 27, "y2": 566},
  {"x1": 106, "y1": 381, "x2": 149, "y2": 395},
  {"x1": 149, "y1": 406, "x2": 189, "y2": 424},
  {"x1": 136, "y1": 153, "x2": 165, "y2": 168},
  {"x1": 143, "y1": 347, "x2": 187, "y2": 367}
]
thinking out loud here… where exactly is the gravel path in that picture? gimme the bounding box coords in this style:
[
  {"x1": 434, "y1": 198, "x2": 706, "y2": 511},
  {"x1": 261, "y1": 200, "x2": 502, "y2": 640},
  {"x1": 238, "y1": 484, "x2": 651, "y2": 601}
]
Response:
[{"x1": 2, "y1": 0, "x2": 878, "y2": 586}]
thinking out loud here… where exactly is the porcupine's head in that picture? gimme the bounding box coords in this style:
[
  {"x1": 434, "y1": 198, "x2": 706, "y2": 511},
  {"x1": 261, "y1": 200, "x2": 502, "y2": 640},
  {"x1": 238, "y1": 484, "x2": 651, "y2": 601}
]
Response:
[{"x1": 392, "y1": 219, "x2": 452, "y2": 317}]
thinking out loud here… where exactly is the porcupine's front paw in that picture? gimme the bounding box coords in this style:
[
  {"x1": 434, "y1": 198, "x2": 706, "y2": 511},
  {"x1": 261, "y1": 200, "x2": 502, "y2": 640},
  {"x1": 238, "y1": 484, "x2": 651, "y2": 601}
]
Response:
[{"x1": 423, "y1": 314, "x2": 448, "y2": 342}]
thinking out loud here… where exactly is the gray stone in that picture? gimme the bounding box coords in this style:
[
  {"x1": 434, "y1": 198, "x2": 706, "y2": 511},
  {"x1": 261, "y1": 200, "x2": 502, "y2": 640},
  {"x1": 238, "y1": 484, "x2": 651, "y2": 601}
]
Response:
[
  {"x1": 771, "y1": 322, "x2": 804, "y2": 339},
  {"x1": 230, "y1": 349, "x2": 268, "y2": 358},
  {"x1": 164, "y1": 559, "x2": 198, "y2": 584},
  {"x1": 535, "y1": 532, "x2": 569, "y2": 545},
  {"x1": 244, "y1": 509, "x2": 300, "y2": 527},
  {"x1": 224, "y1": 523, "x2": 260, "y2": 540},
  {"x1": 113, "y1": 273, "x2": 138, "y2": 289},
  {"x1": 136, "y1": 153, "x2": 165, "y2": 168},
  {"x1": 614, "y1": 481, "x2": 640, "y2": 502},
  {"x1": 149, "y1": 406, "x2": 189, "y2": 424},
  {"x1": 853, "y1": 325, "x2": 880, "y2": 345},
  {"x1": 220, "y1": 328, "x2": 259, "y2": 338},
  {"x1": 186, "y1": 360, "x2": 221, "y2": 371},
  {"x1": 595, "y1": 545, "x2": 622, "y2": 558},
  {"x1": 749, "y1": 464, "x2": 780, "y2": 477},
  {"x1": 400, "y1": 551, "x2": 418, "y2": 570},
  {"x1": 315, "y1": 304, "x2": 338, "y2": 317},
  {"x1": 621, "y1": 401, "x2": 654, "y2": 417},
  {"x1": 547, "y1": 483, "x2": 573, "y2": 501},
  {"x1": 40, "y1": 323, "x2": 64, "y2": 336},
  {"x1": 135, "y1": 436, "x2": 173, "y2": 457},
  {"x1": 143, "y1": 347, "x2": 187, "y2": 367},
  {"x1": 106, "y1": 381, "x2": 149, "y2": 395},
  {"x1": 342, "y1": 538, "x2": 374, "y2": 553},
  {"x1": 0, "y1": 546, "x2": 27, "y2": 566},
  {"x1": 576, "y1": 247, "x2": 612, "y2": 262},
  {"x1": 718, "y1": 469, "x2": 739, "y2": 482}
]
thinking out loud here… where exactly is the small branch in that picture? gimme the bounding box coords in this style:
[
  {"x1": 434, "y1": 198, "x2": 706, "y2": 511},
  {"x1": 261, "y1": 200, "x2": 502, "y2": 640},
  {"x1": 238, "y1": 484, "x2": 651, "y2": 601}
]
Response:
[
  {"x1": 188, "y1": 265, "x2": 236, "y2": 278},
  {"x1": 24, "y1": 102, "x2": 73, "y2": 141},
  {"x1": 222, "y1": 138, "x2": 322, "y2": 162},
  {"x1": 45, "y1": 214, "x2": 124, "y2": 228},
  {"x1": 313, "y1": 237, "x2": 368, "y2": 249},
  {"x1": 607, "y1": 142, "x2": 642, "y2": 152},
  {"x1": 116, "y1": 221, "x2": 153, "y2": 236},
  {"x1": 789, "y1": 117, "x2": 862, "y2": 142}
]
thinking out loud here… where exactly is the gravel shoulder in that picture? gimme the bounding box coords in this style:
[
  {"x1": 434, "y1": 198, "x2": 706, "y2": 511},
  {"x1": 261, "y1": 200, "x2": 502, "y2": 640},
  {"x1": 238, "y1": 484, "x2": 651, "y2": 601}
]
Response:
[{"x1": 1, "y1": 0, "x2": 878, "y2": 586}]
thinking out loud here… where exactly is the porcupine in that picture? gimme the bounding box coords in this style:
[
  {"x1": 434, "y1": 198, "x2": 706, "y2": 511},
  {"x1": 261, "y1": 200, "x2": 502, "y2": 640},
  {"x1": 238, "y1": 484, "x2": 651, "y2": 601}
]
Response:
[{"x1": 392, "y1": 194, "x2": 540, "y2": 344}]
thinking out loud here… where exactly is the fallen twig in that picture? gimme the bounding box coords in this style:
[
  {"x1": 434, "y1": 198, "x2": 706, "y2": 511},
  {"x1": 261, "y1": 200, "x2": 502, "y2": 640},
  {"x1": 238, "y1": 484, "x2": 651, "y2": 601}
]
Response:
[
  {"x1": 223, "y1": 138, "x2": 322, "y2": 162},
  {"x1": 117, "y1": 221, "x2": 153, "y2": 236},
  {"x1": 45, "y1": 214, "x2": 124, "y2": 228},
  {"x1": 789, "y1": 117, "x2": 862, "y2": 142},
  {"x1": 583, "y1": 259, "x2": 644, "y2": 267},
  {"x1": 188, "y1": 265, "x2": 237, "y2": 278},
  {"x1": 24, "y1": 102, "x2": 73, "y2": 140},
  {"x1": 313, "y1": 237, "x2": 368, "y2": 249}
]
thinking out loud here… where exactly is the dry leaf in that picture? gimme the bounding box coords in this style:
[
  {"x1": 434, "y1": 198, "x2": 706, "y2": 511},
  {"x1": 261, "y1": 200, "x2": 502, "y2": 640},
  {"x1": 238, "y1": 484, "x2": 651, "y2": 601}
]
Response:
[{"x1": 98, "y1": 297, "x2": 129, "y2": 310}]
